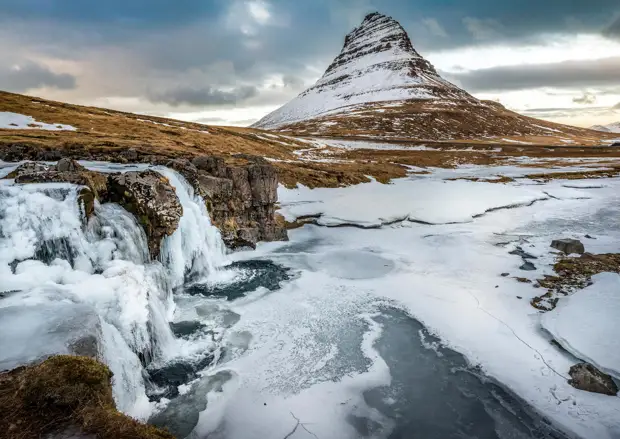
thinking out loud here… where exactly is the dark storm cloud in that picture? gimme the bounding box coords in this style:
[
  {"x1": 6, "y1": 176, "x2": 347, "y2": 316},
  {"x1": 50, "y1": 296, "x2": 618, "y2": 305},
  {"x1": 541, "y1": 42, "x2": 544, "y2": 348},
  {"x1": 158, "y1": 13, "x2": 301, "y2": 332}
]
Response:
[
  {"x1": 147, "y1": 85, "x2": 259, "y2": 106},
  {"x1": 447, "y1": 57, "x2": 620, "y2": 92},
  {"x1": 0, "y1": 62, "x2": 76, "y2": 92},
  {"x1": 3, "y1": 0, "x2": 620, "y2": 59},
  {"x1": 0, "y1": 0, "x2": 220, "y2": 27}
]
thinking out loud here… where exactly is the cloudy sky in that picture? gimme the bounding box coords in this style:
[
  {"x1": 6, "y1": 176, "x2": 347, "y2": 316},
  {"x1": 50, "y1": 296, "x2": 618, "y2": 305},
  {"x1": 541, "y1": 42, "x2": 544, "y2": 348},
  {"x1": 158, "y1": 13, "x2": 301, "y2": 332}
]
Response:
[{"x1": 1, "y1": 0, "x2": 619, "y2": 127}]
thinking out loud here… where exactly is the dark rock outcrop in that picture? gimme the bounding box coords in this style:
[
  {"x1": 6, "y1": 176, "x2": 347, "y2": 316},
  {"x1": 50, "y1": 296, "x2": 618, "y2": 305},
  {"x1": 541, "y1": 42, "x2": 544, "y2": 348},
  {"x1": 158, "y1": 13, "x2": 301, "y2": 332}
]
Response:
[
  {"x1": 107, "y1": 170, "x2": 183, "y2": 258},
  {"x1": 520, "y1": 261, "x2": 536, "y2": 271},
  {"x1": 170, "y1": 156, "x2": 287, "y2": 249},
  {"x1": 568, "y1": 363, "x2": 618, "y2": 396},
  {"x1": 551, "y1": 239, "x2": 585, "y2": 255}
]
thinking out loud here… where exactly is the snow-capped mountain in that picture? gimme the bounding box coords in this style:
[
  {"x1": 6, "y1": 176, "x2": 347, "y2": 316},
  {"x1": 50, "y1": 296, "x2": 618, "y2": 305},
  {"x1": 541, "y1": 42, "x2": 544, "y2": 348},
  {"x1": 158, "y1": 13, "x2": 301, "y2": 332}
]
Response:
[
  {"x1": 254, "y1": 12, "x2": 474, "y2": 129},
  {"x1": 590, "y1": 122, "x2": 620, "y2": 133},
  {"x1": 253, "y1": 12, "x2": 602, "y2": 143}
]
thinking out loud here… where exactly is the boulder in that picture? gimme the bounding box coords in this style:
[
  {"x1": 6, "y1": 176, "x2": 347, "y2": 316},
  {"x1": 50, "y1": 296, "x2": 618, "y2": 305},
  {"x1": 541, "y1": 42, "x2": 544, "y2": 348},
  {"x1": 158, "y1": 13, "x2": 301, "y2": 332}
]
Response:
[
  {"x1": 121, "y1": 148, "x2": 138, "y2": 162},
  {"x1": 520, "y1": 261, "x2": 536, "y2": 271},
  {"x1": 56, "y1": 157, "x2": 84, "y2": 172},
  {"x1": 107, "y1": 170, "x2": 183, "y2": 258},
  {"x1": 192, "y1": 155, "x2": 227, "y2": 178},
  {"x1": 178, "y1": 154, "x2": 287, "y2": 249},
  {"x1": 568, "y1": 363, "x2": 618, "y2": 396},
  {"x1": 551, "y1": 239, "x2": 585, "y2": 255}
]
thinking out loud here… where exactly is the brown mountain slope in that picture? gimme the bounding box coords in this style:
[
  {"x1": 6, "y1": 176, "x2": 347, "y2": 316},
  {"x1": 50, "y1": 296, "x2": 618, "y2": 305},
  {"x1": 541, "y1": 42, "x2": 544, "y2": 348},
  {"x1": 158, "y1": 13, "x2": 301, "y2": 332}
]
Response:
[
  {"x1": 0, "y1": 90, "x2": 307, "y2": 160},
  {"x1": 2, "y1": 91, "x2": 620, "y2": 188}
]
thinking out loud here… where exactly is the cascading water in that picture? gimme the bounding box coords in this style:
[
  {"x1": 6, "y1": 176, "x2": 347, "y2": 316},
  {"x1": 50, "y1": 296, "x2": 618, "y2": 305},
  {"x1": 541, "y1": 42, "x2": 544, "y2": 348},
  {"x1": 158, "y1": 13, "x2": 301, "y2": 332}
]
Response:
[
  {"x1": 157, "y1": 168, "x2": 228, "y2": 288},
  {"x1": 0, "y1": 166, "x2": 230, "y2": 421}
]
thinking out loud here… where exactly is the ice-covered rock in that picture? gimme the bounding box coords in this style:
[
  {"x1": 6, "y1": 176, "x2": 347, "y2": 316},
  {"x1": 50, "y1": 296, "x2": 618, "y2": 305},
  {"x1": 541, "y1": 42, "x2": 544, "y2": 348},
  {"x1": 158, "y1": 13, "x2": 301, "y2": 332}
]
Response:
[
  {"x1": 0, "y1": 303, "x2": 101, "y2": 371},
  {"x1": 542, "y1": 272, "x2": 620, "y2": 379}
]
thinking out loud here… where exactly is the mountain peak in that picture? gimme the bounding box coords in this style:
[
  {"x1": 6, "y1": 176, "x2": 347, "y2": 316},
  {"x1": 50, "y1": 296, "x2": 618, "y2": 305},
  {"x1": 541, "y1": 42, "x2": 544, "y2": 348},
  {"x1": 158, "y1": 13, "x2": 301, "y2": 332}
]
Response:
[
  {"x1": 253, "y1": 12, "x2": 471, "y2": 130},
  {"x1": 328, "y1": 11, "x2": 424, "y2": 78}
]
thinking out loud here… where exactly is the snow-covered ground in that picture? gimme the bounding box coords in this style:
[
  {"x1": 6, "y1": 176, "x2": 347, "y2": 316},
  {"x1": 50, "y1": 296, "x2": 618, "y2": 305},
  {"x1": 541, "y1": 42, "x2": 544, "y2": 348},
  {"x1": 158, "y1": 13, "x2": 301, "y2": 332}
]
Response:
[
  {"x1": 0, "y1": 111, "x2": 76, "y2": 131},
  {"x1": 242, "y1": 169, "x2": 620, "y2": 439},
  {"x1": 2, "y1": 159, "x2": 620, "y2": 438},
  {"x1": 542, "y1": 273, "x2": 620, "y2": 379}
]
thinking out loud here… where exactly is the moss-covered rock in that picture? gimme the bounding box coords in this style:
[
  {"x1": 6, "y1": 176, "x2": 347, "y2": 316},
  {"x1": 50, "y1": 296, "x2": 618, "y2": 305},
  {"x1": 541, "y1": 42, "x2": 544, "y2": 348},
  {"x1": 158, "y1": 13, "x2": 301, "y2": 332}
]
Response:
[{"x1": 0, "y1": 355, "x2": 174, "y2": 439}]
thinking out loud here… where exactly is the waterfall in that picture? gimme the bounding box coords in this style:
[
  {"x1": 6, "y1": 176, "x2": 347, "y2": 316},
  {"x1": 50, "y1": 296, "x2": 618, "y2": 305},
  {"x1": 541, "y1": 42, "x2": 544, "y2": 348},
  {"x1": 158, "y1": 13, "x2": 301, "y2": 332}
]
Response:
[
  {"x1": 157, "y1": 167, "x2": 228, "y2": 287},
  {"x1": 0, "y1": 166, "x2": 230, "y2": 420}
]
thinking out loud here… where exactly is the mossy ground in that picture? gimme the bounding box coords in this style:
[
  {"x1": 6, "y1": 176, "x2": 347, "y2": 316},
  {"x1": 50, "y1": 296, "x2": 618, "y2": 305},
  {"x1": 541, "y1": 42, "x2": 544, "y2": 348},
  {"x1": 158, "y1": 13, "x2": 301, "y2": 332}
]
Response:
[
  {"x1": 532, "y1": 253, "x2": 620, "y2": 311},
  {"x1": 0, "y1": 355, "x2": 174, "y2": 439}
]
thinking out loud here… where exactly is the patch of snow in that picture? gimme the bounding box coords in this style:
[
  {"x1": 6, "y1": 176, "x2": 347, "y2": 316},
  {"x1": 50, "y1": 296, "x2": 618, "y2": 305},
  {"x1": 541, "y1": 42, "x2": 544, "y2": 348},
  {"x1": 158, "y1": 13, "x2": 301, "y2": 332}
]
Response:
[
  {"x1": 542, "y1": 273, "x2": 620, "y2": 379},
  {"x1": 532, "y1": 124, "x2": 563, "y2": 134},
  {"x1": 0, "y1": 112, "x2": 76, "y2": 131},
  {"x1": 501, "y1": 139, "x2": 532, "y2": 145}
]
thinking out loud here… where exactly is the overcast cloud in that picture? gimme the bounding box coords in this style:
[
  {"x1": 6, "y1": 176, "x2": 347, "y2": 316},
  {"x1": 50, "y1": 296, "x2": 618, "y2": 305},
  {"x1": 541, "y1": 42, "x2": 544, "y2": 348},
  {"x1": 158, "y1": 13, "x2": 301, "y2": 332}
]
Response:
[{"x1": 0, "y1": 0, "x2": 619, "y2": 126}]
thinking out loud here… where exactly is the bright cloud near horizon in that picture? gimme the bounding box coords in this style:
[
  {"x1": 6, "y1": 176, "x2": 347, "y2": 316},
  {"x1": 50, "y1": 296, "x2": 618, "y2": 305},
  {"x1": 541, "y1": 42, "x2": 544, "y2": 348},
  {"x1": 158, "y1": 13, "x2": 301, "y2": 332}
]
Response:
[{"x1": 0, "y1": 0, "x2": 619, "y2": 128}]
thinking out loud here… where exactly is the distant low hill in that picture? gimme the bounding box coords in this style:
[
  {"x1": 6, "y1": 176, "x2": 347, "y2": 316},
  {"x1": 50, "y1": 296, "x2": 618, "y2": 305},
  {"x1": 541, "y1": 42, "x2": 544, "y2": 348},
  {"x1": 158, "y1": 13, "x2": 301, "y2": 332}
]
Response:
[{"x1": 591, "y1": 122, "x2": 620, "y2": 134}]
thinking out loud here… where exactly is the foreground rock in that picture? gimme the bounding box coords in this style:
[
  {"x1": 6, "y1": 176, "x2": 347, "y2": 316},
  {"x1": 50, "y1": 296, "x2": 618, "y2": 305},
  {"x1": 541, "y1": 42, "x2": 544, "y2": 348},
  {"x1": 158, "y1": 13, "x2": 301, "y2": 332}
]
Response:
[
  {"x1": 551, "y1": 239, "x2": 585, "y2": 255},
  {"x1": 107, "y1": 170, "x2": 183, "y2": 258},
  {"x1": 568, "y1": 363, "x2": 618, "y2": 396},
  {"x1": 0, "y1": 355, "x2": 174, "y2": 439}
]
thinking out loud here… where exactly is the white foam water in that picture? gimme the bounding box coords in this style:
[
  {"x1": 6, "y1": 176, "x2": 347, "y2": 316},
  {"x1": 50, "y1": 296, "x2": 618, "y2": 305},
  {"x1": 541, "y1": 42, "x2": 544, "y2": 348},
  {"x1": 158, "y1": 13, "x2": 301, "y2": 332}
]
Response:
[
  {"x1": 157, "y1": 167, "x2": 228, "y2": 287},
  {"x1": 0, "y1": 167, "x2": 229, "y2": 420}
]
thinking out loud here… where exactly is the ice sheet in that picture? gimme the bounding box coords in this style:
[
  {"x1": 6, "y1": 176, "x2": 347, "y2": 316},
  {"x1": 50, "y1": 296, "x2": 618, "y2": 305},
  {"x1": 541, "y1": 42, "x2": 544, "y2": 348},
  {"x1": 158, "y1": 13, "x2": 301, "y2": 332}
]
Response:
[{"x1": 279, "y1": 178, "x2": 550, "y2": 226}]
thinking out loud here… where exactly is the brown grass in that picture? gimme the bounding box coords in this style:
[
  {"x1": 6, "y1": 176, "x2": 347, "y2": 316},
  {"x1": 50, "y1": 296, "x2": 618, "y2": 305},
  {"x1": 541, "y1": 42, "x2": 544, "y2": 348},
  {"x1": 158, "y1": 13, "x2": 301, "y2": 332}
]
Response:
[
  {"x1": 3, "y1": 91, "x2": 620, "y2": 188},
  {"x1": 270, "y1": 99, "x2": 615, "y2": 146},
  {"x1": 0, "y1": 355, "x2": 174, "y2": 439},
  {"x1": 525, "y1": 167, "x2": 620, "y2": 181}
]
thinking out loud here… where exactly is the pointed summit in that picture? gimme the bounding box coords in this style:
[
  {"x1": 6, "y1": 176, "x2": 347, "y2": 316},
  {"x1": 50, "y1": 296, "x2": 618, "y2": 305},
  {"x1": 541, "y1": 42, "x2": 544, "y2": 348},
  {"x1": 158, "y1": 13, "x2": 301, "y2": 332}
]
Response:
[{"x1": 253, "y1": 12, "x2": 473, "y2": 130}]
